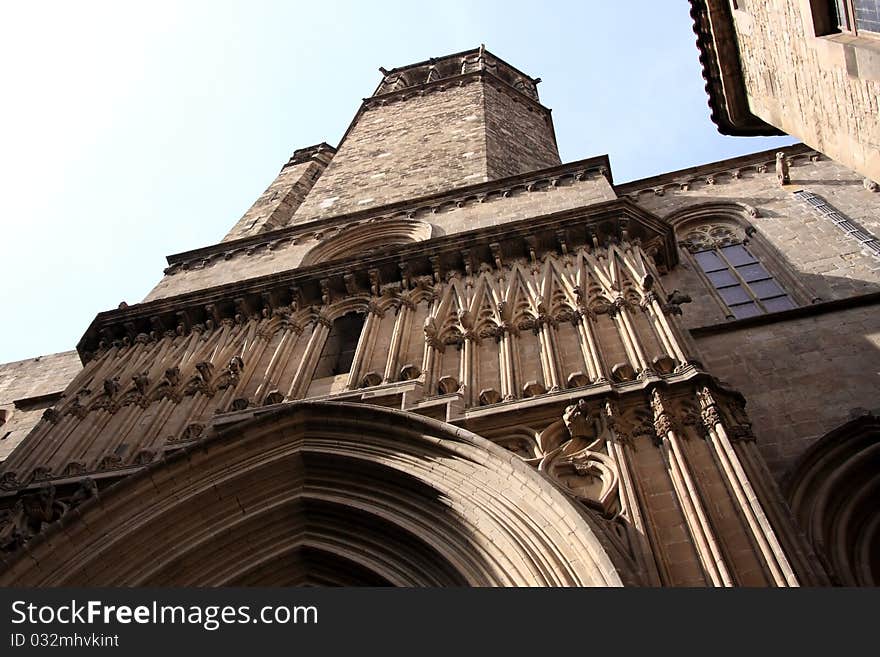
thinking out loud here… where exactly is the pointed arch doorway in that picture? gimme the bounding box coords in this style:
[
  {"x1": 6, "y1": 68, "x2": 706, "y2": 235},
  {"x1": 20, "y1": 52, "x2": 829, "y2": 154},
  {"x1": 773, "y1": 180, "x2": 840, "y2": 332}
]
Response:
[{"x1": 0, "y1": 403, "x2": 629, "y2": 587}]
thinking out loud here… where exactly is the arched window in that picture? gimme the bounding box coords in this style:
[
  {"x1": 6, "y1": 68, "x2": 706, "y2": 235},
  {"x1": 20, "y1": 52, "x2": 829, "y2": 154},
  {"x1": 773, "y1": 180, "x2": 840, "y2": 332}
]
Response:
[
  {"x1": 313, "y1": 312, "x2": 365, "y2": 379},
  {"x1": 680, "y1": 223, "x2": 795, "y2": 319}
]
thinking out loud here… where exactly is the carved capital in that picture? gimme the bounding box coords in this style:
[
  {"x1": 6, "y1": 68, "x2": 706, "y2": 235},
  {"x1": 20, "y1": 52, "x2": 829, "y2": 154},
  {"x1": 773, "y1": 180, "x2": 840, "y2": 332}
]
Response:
[
  {"x1": 650, "y1": 389, "x2": 674, "y2": 445},
  {"x1": 697, "y1": 387, "x2": 721, "y2": 430},
  {"x1": 367, "y1": 300, "x2": 385, "y2": 318}
]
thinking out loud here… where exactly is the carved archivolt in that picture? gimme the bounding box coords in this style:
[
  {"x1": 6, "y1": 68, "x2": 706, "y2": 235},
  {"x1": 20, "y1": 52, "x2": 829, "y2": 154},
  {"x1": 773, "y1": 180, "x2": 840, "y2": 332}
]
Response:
[
  {"x1": 783, "y1": 415, "x2": 880, "y2": 586},
  {"x1": 0, "y1": 403, "x2": 631, "y2": 587},
  {"x1": 300, "y1": 219, "x2": 433, "y2": 267}
]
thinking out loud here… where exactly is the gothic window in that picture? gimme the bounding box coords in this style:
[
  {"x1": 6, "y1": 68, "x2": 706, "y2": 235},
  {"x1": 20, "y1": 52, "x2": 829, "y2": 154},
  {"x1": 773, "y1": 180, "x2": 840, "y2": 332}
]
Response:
[
  {"x1": 681, "y1": 223, "x2": 796, "y2": 319},
  {"x1": 313, "y1": 312, "x2": 365, "y2": 378}
]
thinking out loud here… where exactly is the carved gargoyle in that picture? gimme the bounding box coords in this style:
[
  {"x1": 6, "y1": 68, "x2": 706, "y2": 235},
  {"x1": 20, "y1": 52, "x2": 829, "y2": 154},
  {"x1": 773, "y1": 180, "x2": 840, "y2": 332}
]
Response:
[
  {"x1": 663, "y1": 290, "x2": 692, "y2": 315},
  {"x1": 164, "y1": 367, "x2": 181, "y2": 387},
  {"x1": 132, "y1": 372, "x2": 150, "y2": 396},
  {"x1": 69, "y1": 478, "x2": 98, "y2": 507},
  {"x1": 194, "y1": 361, "x2": 214, "y2": 381},
  {"x1": 562, "y1": 398, "x2": 596, "y2": 440},
  {"x1": 103, "y1": 377, "x2": 121, "y2": 398},
  {"x1": 537, "y1": 403, "x2": 620, "y2": 517},
  {"x1": 776, "y1": 151, "x2": 790, "y2": 185},
  {"x1": 215, "y1": 356, "x2": 245, "y2": 390}
]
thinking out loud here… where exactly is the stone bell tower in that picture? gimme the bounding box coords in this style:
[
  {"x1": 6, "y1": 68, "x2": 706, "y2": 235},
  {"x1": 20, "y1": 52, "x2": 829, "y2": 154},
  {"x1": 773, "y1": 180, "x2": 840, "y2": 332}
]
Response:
[{"x1": 0, "y1": 47, "x2": 830, "y2": 588}]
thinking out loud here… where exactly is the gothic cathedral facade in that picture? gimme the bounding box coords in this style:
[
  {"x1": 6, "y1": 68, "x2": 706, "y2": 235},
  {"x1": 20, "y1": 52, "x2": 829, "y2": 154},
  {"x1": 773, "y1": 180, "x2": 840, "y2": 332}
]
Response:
[{"x1": 1, "y1": 47, "x2": 878, "y2": 586}]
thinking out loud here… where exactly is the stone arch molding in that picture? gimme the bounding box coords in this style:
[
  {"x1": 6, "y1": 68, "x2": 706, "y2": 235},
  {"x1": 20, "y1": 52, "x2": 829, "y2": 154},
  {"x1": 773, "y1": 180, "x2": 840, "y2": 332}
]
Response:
[
  {"x1": 783, "y1": 414, "x2": 880, "y2": 587},
  {"x1": 0, "y1": 402, "x2": 628, "y2": 587},
  {"x1": 301, "y1": 219, "x2": 433, "y2": 267}
]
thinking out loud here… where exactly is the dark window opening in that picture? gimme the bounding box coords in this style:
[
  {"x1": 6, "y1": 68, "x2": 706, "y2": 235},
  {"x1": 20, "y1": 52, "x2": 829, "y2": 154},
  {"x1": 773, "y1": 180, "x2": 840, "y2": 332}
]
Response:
[
  {"x1": 831, "y1": 0, "x2": 880, "y2": 34},
  {"x1": 694, "y1": 244, "x2": 795, "y2": 319},
  {"x1": 313, "y1": 312, "x2": 365, "y2": 379}
]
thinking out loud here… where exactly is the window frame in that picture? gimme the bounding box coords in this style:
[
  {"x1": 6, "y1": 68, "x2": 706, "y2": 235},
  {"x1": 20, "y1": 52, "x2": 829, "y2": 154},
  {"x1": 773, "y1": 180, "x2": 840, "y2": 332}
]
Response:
[
  {"x1": 831, "y1": 0, "x2": 880, "y2": 36},
  {"x1": 691, "y1": 242, "x2": 795, "y2": 319},
  {"x1": 676, "y1": 217, "x2": 810, "y2": 321}
]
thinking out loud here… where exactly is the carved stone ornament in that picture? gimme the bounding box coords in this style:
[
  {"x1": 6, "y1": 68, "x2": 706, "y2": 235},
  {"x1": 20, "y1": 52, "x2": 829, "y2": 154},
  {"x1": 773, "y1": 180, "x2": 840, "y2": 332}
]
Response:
[
  {"x1": 169, "y1": 423, "x2": 204, "y2": 444},
  {"x1": 663, "y1": 289, "x2": 692, "y2": 316},
  {"x1": 359, "y1": 372, "x2": 383, "y2": 389},
  {"x1": 0, "y1": 479, "x2": 97, "y2": 554},
  {"x1": 437, "y1": 375, "x2": 459, "y2": 395},
  {"x1": 479, "y1": 388, "x2": 502, "y2": 406},
  {"x1": 611, "y1": 362, "x2": 636, "y2": 383},
  {"x1": 398, "y1": 364, "x2": 421, "y2": 381},
  {"x1": 650, "y1": 390, "x2": 674, "y2": 445},
  {"x1": 697, "y1": 387, "x2": 722, "y2": 429},
  {"x1": 680, "y1": 223, "x2": 741, "y2": 253},
  {"x1": 264, "y1": 390, "x2": 285, "y2": 406},
  {"x1": 535, "y1": 401, "x2": 620, "y2": 516}
]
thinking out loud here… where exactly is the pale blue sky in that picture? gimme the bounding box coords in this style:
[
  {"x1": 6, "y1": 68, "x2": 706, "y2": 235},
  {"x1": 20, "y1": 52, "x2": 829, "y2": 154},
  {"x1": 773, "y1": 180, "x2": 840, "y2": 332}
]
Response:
[{"x1": 0, "y1": 1, "x2": 795, "y2": 363}]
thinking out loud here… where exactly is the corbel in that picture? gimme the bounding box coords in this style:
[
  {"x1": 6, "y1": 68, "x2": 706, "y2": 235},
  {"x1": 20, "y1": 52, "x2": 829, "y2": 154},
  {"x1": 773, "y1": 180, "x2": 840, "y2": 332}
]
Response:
[
  {"x1": 489, "y1": 242, "x2": 504, "y2": 269},
  {"x1": 343, "y1": 273, "x2": 359, "y2": 297},
  {"x1": 368, "y1": 268, "x2": 382, "y2": 296},
  {"x1": 319, "y1": 279, "x2": 332, "y2": 306}
]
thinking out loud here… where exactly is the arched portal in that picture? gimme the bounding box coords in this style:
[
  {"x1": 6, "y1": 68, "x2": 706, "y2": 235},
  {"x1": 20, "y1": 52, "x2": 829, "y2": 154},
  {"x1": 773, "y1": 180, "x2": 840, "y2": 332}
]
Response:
[
  {"x1": 783, "y1": 414, "x2": 880, "y2": 587},
  {"x1": 0, "y1": 403, "x2": 629, "y2": 587}
]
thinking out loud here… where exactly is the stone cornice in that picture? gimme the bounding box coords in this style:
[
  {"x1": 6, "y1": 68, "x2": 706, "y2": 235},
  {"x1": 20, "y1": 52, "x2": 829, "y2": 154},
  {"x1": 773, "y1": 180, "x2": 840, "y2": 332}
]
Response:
[
  {"x1": 165, "y1": 154, "x2": 613, "y2": 269},
  {"x1": 615, "y1": 143, "x2": 817, "y2": 198},
  {"x1": 377, "y1": 46, "x2": 541, "y2": 89},
  {"x1": 281, "y1": 142, "x2": 336, "y2": 170},
  {"x1": 689, "y1": 0, "x2": 783, "y2": 136},
  {"x1": 363, "y1": 69, "x2": 549, "y2": 114},
  {"x1": 77, "y1": 198, "x2": 676, "y2": 360}
]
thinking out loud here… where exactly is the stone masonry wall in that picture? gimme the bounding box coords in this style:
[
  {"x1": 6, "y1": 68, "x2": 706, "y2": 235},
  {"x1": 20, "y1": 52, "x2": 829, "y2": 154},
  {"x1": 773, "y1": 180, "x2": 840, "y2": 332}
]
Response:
[
  {"x1": 144, "y1": 173, "x2": 615, "y2": 302},
  {"x1": 693, "y1": 305, "x2": 880, "y2": 481},
  {"x1": 0, "y1": 351, "x2": 82, "y2": 461},
  {"x1": 730, "y1": 0, "x2": 880, "y2": 181},
  {"x1": 624, "y1": 146, "x2": 880, "y2": 484},
  {"x1": 624, "y1": 149, "x2": 880, "y2": 330},
  {"x1": 222, "y1": 153, "x2": 332, "y2": 242},
  {"x1": 291, "y1": 82, "x2": 492, "y2": 223},
  {"x1": 483, "y1": 81, "x2": 560, "y2": 179},
  {"x1": 290, "y1": 78, "x2": 562, "y2": 225}
]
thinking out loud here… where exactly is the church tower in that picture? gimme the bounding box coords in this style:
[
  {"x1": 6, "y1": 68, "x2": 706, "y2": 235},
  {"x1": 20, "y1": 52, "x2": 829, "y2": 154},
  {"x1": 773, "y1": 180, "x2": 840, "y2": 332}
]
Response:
[{"x1": 0, "y1": 47, "x2": 840, "y2": 587}]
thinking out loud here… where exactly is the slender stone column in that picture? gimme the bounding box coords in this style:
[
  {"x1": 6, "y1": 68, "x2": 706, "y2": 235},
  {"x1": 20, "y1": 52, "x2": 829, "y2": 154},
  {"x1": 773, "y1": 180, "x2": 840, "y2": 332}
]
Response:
[
  {"x1": 604, "y1": 400, "x2": 662, "y2": 586},
  {"x1": 643, "y1": 292, "x2": 689, "y2": 365},
  {"x1": 288, "y1": 314, "x2": 331, "y2": 399},
  {"x1": 608, "y1": 298, "x2": 647, "y2": 374},
  {"x1": 253, "y1": 317, "x2": 304, "y2": 403},
  {"x1": 384, "y1": 299, "x2": 413, "y2": 383},
  {"x1": 461, "y1": 334, "x2": 475, "y2": 406},
  {"x1": 575, "y1": 307, "x2": 604, "y2": 382},
  {"x1": 498, "y1": 324, "x2": 516, "y2": 400},
  {"x1": 344, "y1": 304, "x2": 381, "y2": 390},
  {"x1": 698, "y1": 387, "x2": 800, "y2": 586},
  {"x1": 536, "y1": 321, "x2": 562, "y2": 392},
  {"x1": 651, "y1": 389, "x2": 733, "y2": 586}
]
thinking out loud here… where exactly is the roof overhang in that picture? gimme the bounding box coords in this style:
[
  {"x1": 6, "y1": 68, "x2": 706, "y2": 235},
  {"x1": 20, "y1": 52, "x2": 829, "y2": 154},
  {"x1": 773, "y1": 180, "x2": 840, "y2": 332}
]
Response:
[{"x1": 689, "y1": 0, "x2": 785, "y2": 136}]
